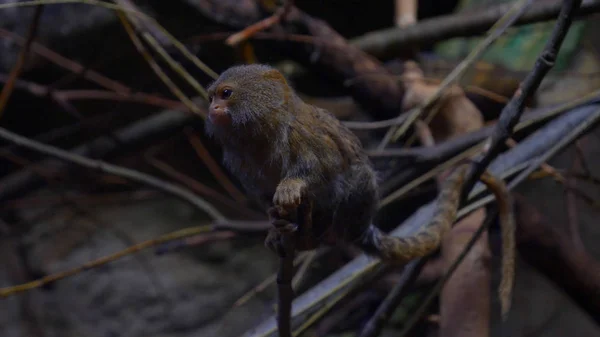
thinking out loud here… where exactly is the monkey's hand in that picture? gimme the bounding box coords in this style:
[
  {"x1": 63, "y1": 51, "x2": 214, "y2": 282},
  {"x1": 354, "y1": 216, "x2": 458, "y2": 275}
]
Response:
[{"x1": 273, "y1": 178, "x2": 307, "y2": 211}]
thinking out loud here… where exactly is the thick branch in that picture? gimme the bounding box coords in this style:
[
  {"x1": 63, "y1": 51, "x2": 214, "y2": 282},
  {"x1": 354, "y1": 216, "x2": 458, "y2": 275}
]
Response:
[{"x1": 352, "y1": 0, "x2": 600, "y2": 59}]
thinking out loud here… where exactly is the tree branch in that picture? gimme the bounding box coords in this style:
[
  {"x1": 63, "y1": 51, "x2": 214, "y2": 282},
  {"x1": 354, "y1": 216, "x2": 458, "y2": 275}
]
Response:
[
  {"x1": 462, "y1": 0, "x2": 583, "y2": 200},
  {"x1": 352, "y1": 0, "x2": 600, "y2": 59},
  {"x1": 0, "y1": 109, "x2": 197, "y2": 203},
  {"x1": 0, "y1": 126, "x2": 225, "y2": 221}
]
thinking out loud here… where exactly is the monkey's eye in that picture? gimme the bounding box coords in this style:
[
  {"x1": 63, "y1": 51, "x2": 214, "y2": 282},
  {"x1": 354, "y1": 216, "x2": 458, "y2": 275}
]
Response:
[{"x1": 220, "y1": 88, "x2": 233, "y2": 100}]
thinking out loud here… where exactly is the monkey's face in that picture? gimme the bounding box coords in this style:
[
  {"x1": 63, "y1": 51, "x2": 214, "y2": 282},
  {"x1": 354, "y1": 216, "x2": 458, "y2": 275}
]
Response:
[
  {"x1": 208, "y1": 85, "x2": 234, "y2": 127},
  {"x1": 205, "y1": 65, "x2": 290, "y2": 143}
]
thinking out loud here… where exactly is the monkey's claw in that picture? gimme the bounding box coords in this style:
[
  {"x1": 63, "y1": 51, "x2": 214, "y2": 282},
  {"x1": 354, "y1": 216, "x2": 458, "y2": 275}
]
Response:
[
  {"x1": 273, "y1": 179, "x2": 306, "y2": 210},
  {"x1": 265, "y1": 228, "x2": 285, "y2": 257}
]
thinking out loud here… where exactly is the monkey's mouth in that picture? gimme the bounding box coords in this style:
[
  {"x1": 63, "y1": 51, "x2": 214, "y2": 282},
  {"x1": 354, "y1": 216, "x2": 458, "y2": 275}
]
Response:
[{"x1": 208, "y1": 109, "x2": 232, "y2": 126}]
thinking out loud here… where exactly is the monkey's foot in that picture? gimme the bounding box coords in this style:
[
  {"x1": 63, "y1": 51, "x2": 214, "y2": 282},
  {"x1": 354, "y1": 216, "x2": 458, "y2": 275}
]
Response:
[
  {"x1": 266, "y1": 205, "x2": 297, "y2": 257},
  {"x1": 273, "y1": 178, "x2": 306, "y2": 211},
  {"x1": 264, "y1": 223, "x2": 298, "y2": 257}
]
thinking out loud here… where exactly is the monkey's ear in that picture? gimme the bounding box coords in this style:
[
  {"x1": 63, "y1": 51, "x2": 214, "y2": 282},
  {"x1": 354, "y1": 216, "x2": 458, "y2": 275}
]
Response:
[{"x1": 263, "y1": 69, "x2": 288, "y2": 86}]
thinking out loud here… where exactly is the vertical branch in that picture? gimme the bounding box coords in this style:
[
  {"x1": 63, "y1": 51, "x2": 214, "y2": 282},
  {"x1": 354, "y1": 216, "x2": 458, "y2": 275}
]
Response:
[
  {"x1": 277, "y1": 233, "x2": 295, "y2": 337},
  {"x1": 464, "y1": 0, "x2": 583, "y2": 193},
  {"x1": 395, "y1": 0, "x2": 417, "y2": 27}
]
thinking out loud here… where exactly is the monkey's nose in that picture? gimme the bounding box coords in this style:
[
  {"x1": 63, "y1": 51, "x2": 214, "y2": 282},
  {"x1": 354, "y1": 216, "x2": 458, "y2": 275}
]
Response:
[{"x1": 208, "y1": 104, "x2": 230, "y2": 125}]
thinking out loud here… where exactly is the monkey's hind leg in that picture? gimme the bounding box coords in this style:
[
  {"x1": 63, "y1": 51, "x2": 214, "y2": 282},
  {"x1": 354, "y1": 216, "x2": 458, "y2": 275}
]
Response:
[{"x1": 479, "y1": 170, "x2": 516, "y2": 319}]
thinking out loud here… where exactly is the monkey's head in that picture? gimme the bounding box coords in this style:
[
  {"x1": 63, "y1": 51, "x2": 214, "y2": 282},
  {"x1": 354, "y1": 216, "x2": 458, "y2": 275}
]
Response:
[{"x1": 205, "y1": 64, "x2": 293, "y2": 140}]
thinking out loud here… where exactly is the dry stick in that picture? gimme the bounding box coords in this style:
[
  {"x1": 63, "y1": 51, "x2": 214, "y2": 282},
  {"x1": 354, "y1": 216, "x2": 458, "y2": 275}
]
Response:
[
  {"x1": 1, "y1": 190, "x2": 157, "y2": 210},
  {"x1": 145, "y1": 156, "x2": 263, "y2": 219},
  {"x1": 358, "y1": 259, "x2": 426, "y2": 337},
  {"x1": 226, "y1": 0, "x2": 294, "y2": 46},
  {"x1": 0, "y1": 28, "x2": 131, "y2": 93},
  {"x1": 111, "y1": 0, "x2": 217, "y2": 80},
  {"x1": 185, "y1": 129, "x2": 248, "y2": 204},
  {"x1": 376, "y1": 0, "x2": 533, "y2": 150},
  {"x1": 233, "y1": 253, "x2": 310, "y2": 309},
  {"x1": 278, "y1": 232, "x2": 296, "y2": 337},
  {"x1": 0, "y1": 6, "x2": 44, "y2": 119},
  {"x1": 116, "y1": 11, "x2": 204, "y2": 116},
  {"x1": 55, "y1": 89, "x2": 187, "y2": 110},
  {"x1": 463, "y1": 0, "x2": 583, "y2": 198},
  {"x1": 0, "y1": 126, "x2": 225, "y2": 221},
  {"x1": 0, "y1": 0, "x2": 218, "y2": 81},
  {"x1": 0, "y1": 225, "x2": 213, "y2": 297},
  {"x1": 291, "y1": 250, "x2": 317, "y2": 289},
  {"x1": 0, "y1": 75, "x2": 188, "y2": 111},
  {"x1": 114, "y1": 0, "x2": 210, "y2": 100}
]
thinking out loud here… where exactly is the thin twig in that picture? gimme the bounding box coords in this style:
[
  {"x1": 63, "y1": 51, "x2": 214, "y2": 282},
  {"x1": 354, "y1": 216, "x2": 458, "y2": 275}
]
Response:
[
  {"x1": 277, "y1": 231, "x2": 296, "y2": 337},
  {"x1": 291, "y1": 250, "x2": 317, "y2": 289},
  {"x1": 185, "y1": 128, "x2": 248, "y2": 204},
  {"x1": 226, "y1": 0, "x2": 294, "y2": 46},
  {"x1": 0, "y1": 0, "x2": 218, "y2": 81},
  {"x1": 0, "y1": 126, "x2": 226, "y2": 221},
  {"x1": 0, "y1": 74, "x2": 189, "y2": 111},
  {"x1": 112, "y1": 0, "x2": 218, "y2": 81},
  {"x1": 145, "y1": 154, "x2": 263, "y2": 219},
  {"x1": 358, "y1": 259, "x2": 426, "y2": 337},
  {"x1": 0, "y1": 27, "x2": 131, "y2": 93},
  {"x1": 0, "y1": 225, "x2": 212, "y2": 297},
  {"x1": 463, "y1": 0, "x2": 583, "y2": 197},
  {"x1": 116, "y1": 10, "x2": 204, "y2": 116},
  {"x1": 0, "y1": 6, "x2": 44, "y2": 119}
]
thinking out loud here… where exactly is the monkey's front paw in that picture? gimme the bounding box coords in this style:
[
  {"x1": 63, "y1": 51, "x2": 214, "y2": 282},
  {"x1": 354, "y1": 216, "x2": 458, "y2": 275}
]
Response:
[{"x1": 273, "y1": 179, "x2": 306, "y2": 211}]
